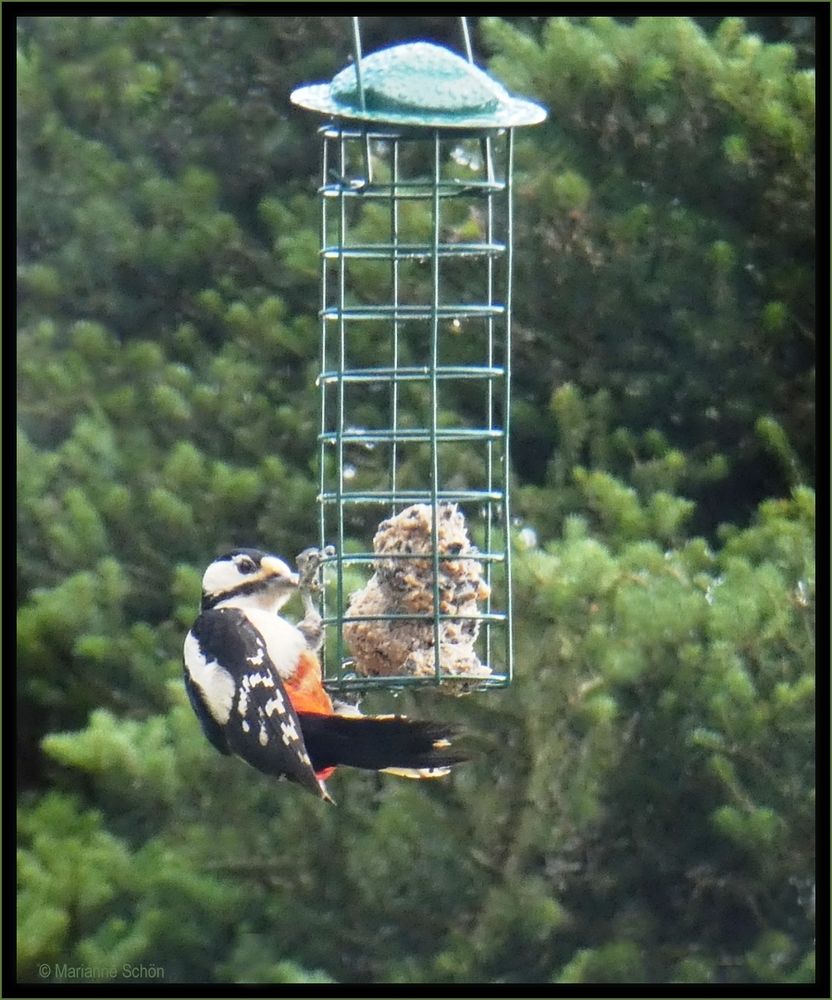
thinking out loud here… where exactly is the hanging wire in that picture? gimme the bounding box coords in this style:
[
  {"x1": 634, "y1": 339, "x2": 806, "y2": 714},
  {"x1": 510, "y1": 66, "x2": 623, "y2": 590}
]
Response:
[
  {"x1": 351, "y1": 17, "x2": 372, "y2": 184},
  {"x1": 460, "y1": 17, "x2": 474, "y2": 63},
  {"x1": 350, "y1": 17, "x2": 366, "y2": 111}
]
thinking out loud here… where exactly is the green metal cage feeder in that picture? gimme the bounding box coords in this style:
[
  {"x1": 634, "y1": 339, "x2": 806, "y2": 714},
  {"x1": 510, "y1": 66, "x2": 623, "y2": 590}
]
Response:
[{"x1": 291, "y1": 19, "x2": 546, "y2": 695}]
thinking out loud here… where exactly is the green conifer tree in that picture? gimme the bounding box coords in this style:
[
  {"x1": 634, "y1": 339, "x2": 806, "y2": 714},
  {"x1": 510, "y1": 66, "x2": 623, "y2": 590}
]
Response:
[{"x1": 17, "y1": 15, "x2": 815, "y2": 986}]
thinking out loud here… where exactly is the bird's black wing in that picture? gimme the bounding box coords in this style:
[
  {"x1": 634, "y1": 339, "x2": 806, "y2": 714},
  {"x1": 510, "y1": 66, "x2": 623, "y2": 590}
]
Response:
[{"x1": 186, "y1": 607, "x2": 327, "y2": 799}]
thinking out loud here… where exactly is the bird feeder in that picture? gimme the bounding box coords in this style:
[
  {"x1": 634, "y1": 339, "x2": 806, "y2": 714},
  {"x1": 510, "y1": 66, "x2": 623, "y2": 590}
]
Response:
[{"x1": 291, "y1": 18, "x2": 545, "y2": 695}]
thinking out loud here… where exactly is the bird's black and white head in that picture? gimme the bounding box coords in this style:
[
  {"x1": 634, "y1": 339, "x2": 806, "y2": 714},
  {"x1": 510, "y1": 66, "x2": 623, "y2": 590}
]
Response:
[{"x1": 200, "y1": 549, "x2": 298, "y2": 613}]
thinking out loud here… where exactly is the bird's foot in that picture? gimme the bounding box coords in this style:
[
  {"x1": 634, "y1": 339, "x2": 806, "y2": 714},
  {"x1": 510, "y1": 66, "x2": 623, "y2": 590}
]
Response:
[
  {"x1": 295, "y1": 546, "x2": 335, "y2": 651},
  {"x1": 295, "y1": 545, "x2": 336, "y2": 594}
]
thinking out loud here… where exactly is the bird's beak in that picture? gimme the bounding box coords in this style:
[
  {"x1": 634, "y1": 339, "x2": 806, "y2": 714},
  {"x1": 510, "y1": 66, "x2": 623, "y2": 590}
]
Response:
[{"x1": 260, "y1": 555, "x2": 299, "y2": 587}]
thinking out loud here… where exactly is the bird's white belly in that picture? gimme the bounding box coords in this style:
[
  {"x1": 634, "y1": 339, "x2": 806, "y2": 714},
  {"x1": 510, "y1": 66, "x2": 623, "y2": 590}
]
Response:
[{"x1": 241, "y1": 609, "x2": 307, "y2": 680}]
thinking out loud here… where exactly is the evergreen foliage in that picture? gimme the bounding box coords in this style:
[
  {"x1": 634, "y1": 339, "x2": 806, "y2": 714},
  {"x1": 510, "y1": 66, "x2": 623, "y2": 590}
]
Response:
[
  {"x1": 483, "y1": 15, "x2": 815, "y2": 532},
  {"x1": 17, "y1": 14, "x2": 815, "y2": 986}
]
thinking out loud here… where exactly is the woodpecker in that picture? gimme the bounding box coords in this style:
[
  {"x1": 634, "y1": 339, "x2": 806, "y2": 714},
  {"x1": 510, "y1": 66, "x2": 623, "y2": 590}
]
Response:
[{"x1": 183, "y1": 547, "x2": 467, "y2": 801}]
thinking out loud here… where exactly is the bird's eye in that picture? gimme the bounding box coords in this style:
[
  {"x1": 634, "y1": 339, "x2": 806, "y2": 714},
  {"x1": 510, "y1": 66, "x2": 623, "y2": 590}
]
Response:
[{"x1": 236, "y1": 557, "x2": 257, "y2": 574}]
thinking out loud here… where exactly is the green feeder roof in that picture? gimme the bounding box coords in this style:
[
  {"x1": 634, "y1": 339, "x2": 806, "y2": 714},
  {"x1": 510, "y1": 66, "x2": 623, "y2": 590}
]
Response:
[{"x1": 291, "y1": 41, "x2": 547, "y2": 129}]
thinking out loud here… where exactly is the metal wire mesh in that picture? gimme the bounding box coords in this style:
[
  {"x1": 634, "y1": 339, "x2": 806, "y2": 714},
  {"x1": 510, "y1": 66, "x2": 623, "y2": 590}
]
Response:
[{"x1": 315, "y1": 122, "x2": 515, "y2": 693}]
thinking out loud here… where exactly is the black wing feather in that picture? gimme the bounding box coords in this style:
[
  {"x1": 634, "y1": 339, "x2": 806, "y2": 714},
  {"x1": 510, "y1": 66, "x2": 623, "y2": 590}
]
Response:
[{"x1": 187, "y1": 608, "x2": 325, "y2": 798}]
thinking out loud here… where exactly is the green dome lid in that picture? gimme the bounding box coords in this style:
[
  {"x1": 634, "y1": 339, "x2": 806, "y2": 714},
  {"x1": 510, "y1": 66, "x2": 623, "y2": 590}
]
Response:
[{"x1": 291, "y1": 41, "x2": 546, "y2": 129}]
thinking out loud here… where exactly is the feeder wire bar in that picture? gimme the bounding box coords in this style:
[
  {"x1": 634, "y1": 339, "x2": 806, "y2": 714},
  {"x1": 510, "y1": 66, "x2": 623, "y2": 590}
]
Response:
[
  {"x1": 390, "y1": 137, "x2": 401, "y2": 510},
  {"x1": 335, "y1": 131, "x2": 348, "y2": 678},
  {"x1": 503, "y1": 130, "x2": 515, "y2": 684}
]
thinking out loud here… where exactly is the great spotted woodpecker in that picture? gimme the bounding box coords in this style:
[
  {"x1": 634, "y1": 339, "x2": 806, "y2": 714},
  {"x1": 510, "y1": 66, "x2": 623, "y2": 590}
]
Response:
[{"x1": 183, "y1": 547, "x2": 466, "y2": 801}]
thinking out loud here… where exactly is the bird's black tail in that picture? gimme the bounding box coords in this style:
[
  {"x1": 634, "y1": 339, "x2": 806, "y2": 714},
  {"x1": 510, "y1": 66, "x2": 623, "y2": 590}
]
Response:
[{"x1": 298, "y1": 712, "x2": 467, "y2": 776}]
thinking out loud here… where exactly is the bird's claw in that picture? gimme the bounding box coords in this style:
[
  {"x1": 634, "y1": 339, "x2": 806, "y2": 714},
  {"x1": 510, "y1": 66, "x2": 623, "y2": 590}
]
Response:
[
  {"x1": 296, "y1": 545, "x2": 336, "y2": 594},
  {"x1": 295, "y1": 546, "x2": 334, "y2": 653}
]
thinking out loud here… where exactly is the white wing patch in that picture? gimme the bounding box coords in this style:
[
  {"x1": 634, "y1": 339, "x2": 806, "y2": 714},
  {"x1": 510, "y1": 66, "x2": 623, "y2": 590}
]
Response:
[
  {"x1": 238, "y1": 668, "x2": 278, "y2": 725},
  {"x1": 280, "y1": 718, "x2": 300, "y2": 746},
  {"x1": 246, "y1": 670, "x2": 275, "y2": 689},
  {"x1": 184, "y1": 631, "x2": 236, "y2": 724},
  {"x1": 247, "y1": 646, "x2": 265, "y2": 666},
  {"x1": 231, "y1": 627, "x2": 306, "y2": 753},
  {"x1": 264, "y1": 691, "x2": 286, "y2": 717}
]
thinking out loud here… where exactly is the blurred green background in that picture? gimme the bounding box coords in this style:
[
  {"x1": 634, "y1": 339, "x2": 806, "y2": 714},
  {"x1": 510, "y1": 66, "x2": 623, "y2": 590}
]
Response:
[{"x1": 17, "y1": 14, "x2": 815, "y2": 986}]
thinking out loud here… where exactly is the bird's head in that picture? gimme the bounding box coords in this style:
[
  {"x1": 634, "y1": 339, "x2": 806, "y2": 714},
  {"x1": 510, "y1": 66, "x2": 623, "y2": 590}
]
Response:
[{"x1": 200, "y1": 549, "x2": 299, "y2": 613}]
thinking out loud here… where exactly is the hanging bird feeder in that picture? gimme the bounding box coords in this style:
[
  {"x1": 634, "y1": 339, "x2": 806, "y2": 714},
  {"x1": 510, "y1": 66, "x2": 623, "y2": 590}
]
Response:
[{"x1": 291, "y1": 18, "x2": 546, "y2": 695}]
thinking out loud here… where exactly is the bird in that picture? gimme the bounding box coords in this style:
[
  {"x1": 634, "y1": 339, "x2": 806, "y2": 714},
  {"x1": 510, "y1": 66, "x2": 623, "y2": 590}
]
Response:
[{"x1": 183, "y1": 546, "x2": 467, "y2": 801}]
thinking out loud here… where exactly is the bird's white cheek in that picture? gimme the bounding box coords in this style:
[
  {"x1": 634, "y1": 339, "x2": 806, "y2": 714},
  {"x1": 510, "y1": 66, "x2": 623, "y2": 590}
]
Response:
[{"x1": 184, "y1": 632, "x2": 235, "y2": 724}]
